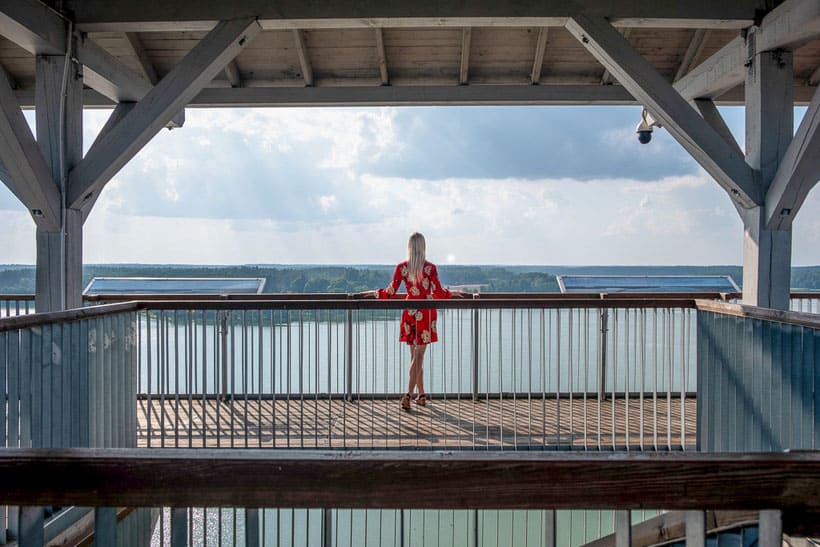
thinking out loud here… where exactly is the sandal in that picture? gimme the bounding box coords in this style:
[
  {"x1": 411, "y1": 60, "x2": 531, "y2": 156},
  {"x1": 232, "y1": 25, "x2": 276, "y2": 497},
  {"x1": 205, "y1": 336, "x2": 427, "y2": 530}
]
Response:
[
  {"x1": 414, "y1": 393, "x2": 427, "y2": 406},
  {"x1": 400, "y1": 393, "x2": 411, "y2": 410}
]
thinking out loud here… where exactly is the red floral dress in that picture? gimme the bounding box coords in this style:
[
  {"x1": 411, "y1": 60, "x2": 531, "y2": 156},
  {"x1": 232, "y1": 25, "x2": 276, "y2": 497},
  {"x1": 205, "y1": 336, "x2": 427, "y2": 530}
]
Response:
[{"x1": 377, "y1": 260, "x2": 452, "y2": 346}]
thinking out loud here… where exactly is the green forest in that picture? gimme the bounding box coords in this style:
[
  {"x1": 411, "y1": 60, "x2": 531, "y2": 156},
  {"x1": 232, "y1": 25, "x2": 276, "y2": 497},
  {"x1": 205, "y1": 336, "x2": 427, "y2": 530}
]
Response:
[{"x1": 1, "y1": 263, "x2": 819, "y2": 294}]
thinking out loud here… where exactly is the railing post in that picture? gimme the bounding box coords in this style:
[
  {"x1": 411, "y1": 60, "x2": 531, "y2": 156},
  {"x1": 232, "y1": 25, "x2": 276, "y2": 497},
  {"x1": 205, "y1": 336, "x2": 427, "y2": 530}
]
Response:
[
  {"x1": 322, "y1": 508, "x2": 332, "y2": 547},
  {"x1": 245, "y1": 508, "x2": 260, "y2": 547},
  {"x1": 345, "y1": 308, "x2": 353, "y2": 401},
  {"x1": 472, "y1": 305, "x2": 479, "y2": 401},
  {"x1": 543, "y1": 510, "x2": 556, "y2": 547},
  {"x1": 758, "y1": 510, "x2": 782, "y2": 547},
  {"x1": 94, "y1": 507, "x2": 117, "y2": 546},
  {"x1": 614, "y1": 510, "x2": 631, "y2": 547},
  {"x1": 220, "y1": 311, "x2": 229, "y2": 401},
  {"x1": 598, "y1": 307, "x2": 609, "y2": 400},
  {"x1": 685, "y1": 511, "x2": 706, "y2": 547},
  {"x1": 16, "y1": 507, "x2": 43, "y2": 547},
  {"x1": 170, "y1": 508, "x2": 188, "y2": 547}
]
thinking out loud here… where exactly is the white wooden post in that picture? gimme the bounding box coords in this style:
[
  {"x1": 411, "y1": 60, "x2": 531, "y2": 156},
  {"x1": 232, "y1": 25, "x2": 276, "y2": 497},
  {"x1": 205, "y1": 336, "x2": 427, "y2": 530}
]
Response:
[
  {"x1": 34, "y1": 54, "x2": 84, "y2": 312},
  {"x1": 742, "y1": 42, "x2": 794, "y2": 310}
]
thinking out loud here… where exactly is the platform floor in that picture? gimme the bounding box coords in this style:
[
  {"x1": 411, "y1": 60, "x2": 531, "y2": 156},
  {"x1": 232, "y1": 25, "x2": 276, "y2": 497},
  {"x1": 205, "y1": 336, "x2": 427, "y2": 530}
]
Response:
[{"x1": 137, "y1": 395, "x2": 696, "y2": 451}]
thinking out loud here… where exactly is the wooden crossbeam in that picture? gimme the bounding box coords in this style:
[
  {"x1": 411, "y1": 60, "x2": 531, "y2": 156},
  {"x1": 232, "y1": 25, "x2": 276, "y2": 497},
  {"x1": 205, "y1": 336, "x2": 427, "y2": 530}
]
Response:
[
  {"x1": 692, "y1": 98, "x2": 743, "y2": 156},
  {"x1": 67, "y1": 18, "x2": 261, "y2": 211},
  {"x1": 674, "y1": 29, "x2": 708, "y2": 82},
  {"x1": 124, "y1": 32, "x2": 158, "y2": 84},
  {"x1": 530, "y1": 27, "x2": 549, "y2": 84},
  {"x1": 765, "y1": 84, "x2": 820, "y2": 229},
  {"x1": 600, "y1": 28, "x2": 631, "y2": 85},
  {"x1": 1, "y1": 449, "x2": 819, "y2": 509},
  {"x1": 375, "y1": 28, "x2": 389, "y2": 85},
  {"x1": 459, "y1": 27, "x2": 472, "y2": 85},
  {"x1": 810, "y1": 65, "x2": 820, "y2": 86},
  {"x1": 77, "y1": 35, "x2": 153, "y2": 102},
  {"x1": 0, "y1": 0, "x2": 65, "y2": 55},
  {"x1": 566, "y1": 14, "x2": 760, "y2": 208},
  {"x1": 673, "y1": 35, "x2": 745, "y2": 100},
  {"x1": 0, "y1": 64, "x2": 60, "y2": 230},
  {"x1": 292, "y1": 29, "x2": 313, "y2": 86}
]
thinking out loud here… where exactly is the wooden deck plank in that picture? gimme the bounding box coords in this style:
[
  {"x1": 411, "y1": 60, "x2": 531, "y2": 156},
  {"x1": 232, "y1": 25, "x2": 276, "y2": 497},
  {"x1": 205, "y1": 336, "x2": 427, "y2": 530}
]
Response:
[{"x1": 137, "y1": 396, "x2": 697, "y2": 450}]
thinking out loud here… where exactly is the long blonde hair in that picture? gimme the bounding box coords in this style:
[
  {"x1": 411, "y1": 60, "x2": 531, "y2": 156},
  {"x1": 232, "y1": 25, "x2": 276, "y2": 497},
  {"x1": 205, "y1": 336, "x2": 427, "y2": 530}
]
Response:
[{"x1": 407, "y1": 232, "x2": 426, "y2": 282}]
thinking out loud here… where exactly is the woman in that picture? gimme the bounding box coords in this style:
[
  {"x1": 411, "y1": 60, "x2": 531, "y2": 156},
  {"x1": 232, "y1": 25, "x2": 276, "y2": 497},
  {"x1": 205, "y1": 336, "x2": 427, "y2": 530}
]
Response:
[{"x1": 362, "y1": 233, "x2": 464, "y2": 410}]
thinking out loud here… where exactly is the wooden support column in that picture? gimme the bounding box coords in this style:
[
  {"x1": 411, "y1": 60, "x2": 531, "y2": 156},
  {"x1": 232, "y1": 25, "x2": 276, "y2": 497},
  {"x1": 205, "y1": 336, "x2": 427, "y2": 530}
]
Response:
[
  {"x1": 34, "y1": 54, "x2": 84, "y2": 312},
  {"x1": 742, "y1": 42, "x2": 794, "y2": 310}
]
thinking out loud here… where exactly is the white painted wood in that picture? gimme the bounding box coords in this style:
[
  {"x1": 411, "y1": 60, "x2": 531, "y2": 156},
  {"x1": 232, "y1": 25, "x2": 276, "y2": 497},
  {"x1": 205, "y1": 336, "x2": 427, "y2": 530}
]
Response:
[
  {"x1": 673, "y1": 35, "x2": 745, "y2": 100},
  {"x1": 614, "y1": 511, "x2": 631, "y2": 547},
  {"x1": 0, "y1": 0, "x2": 65, "y2": 55},
  {"x1": 375, "y1": 28, "x2": 389, "y2": 85},
  {"x1": 67, "y1": 18, "x2": 261, "y2": 210},
  {"x1": 755, "y1": 0, "x2": 820, "y2": 52},
  {"x1": 76, "y1": 35, "x2": 153, "y2": 102},
  {"x1": 766, "y1": 83, "x2": 820, "y2": 230},
  {"x1": 674, "y1": 29, "x2": 708, "y2": 82},
  {"x1": 758, "y1": 510, "x2": 782, "y2": 547},
  {"x1": 0, "y1": 61, "x2": 60, "y2": 230},
  {"x1": 35, "y1": 54, "x2": 84, "y2": 312},
  {"x1": 224, "y1": 59, "x2": 241, "y2": 87},
  {"x1": 124, "y1": 32, "x2": 159, "y2": 84},
  {"x1": 810, "y1": 64, "x2": 820, "y2": 86},
  {"x1": 692, "y1": 98, "x2": 743, "y2": 157},
  {"x1": 566, "y1": 13, "x2": 760, "y2": 208},
  {"x1": 601, "y1": 28, "x2": 631, "y2": 85},
  {"x1": 543, "y1": 510, "x2": 556, "y2": 547},
  {"x1": 530, "y1": 27, "x2": 549, "y2": 84},
  {"x1": 0, "y1": 63, "x2": 17, "y2": 90},
  {"x1": 459, "y1": 27, "x2": 472, "y2": 85},
  {"x1": 65, "y1": 1, "x2": 759, "y2": 33},
  {"x1": 742, "y1": 47, "x2": 793, "y2": 310},
  {"x1": 188, "y1": 83, "x2": 635, "y2": 106},
  {"x1": 292, "y1": 29, "x2": 313, "y2": 87},
  {"x1": 685, "y1": 511, "x2": 706, "y2": 547}
]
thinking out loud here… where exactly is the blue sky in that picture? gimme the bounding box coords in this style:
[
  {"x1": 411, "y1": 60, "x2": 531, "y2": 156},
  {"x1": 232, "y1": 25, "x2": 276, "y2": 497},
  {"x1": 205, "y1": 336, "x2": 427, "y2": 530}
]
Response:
[{"x1": 0, "y1": 105, "x2": 818, "y2": 265}]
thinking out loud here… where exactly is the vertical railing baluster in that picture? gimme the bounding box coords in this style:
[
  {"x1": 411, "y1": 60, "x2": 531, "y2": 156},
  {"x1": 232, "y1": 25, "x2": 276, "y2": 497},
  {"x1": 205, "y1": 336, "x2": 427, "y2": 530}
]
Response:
[
  {"x1": 598, "y1": 308, "x2": 608, "y2": 402},
  {"x1": 472, "y1": 304, "x2": 479, "y2": 402},
  {"x1": 345, "y1": 308, "x2": 353, "y2": 401}
]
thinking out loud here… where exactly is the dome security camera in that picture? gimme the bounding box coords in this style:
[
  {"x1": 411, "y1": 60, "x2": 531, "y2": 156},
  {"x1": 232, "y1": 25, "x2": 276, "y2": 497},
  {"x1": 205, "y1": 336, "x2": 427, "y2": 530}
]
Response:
[{"x1": 635, "y1": 108, "x2": 660, "y2": 145}]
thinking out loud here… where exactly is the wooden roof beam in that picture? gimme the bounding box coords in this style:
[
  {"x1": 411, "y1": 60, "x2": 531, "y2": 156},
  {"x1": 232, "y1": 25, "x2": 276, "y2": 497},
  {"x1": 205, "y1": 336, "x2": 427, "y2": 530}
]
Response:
[
  {"x1": 224, "y1": 60, "x2": 242, "y2": 87},
  {"x1": 809, "y1": 64, "x2": 820, "y2": 86},
  {"x1": 459, "y1": 28, "x2": 471, "y2": 85},
  {"x1": 62, "y1": 0, "x2": 762, "y2": 32},
  {"x1": 691, "y1": 98, "x2": 744, "y2": 157},
  {"x1": 600, "y1": 28, "x2": 631, "y2": 85},
  {"x1": 123, "y1": 32, "x2": 158, "y2": 84},
  {"x1": 765, "y1": 84, "x2": 820, "y2": 229},
  {"x1": 674, "y1": 29, "x2": 709, "y2": 82},
  {"x1": 77, "y1": 35, "x2": 153, "y2": 102},
  {"x1": 67, "y1": 17, "x2": 261, "y2": 212},
  {"x1": 0, "y1": 66, "x2": 61, "y2": 230},
  {"x1": 566, "y1": 13, "x2": 761, "y2": 208},
  {"x1": 375, "y1": 28, "x2": 389, "y2": 86},
  {"x1": 292, "y1": 29, "x2": 313, "y2": 86},
  {"x1": 530, "y1": 27, "x2": 549, "y2": 84}
]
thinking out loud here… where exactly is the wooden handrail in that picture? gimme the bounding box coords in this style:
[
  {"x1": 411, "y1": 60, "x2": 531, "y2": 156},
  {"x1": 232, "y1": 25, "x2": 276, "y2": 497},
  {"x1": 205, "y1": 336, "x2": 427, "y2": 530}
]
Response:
[
  {"x1": 1, "y1": 449, "x2": 819, "y2": 510},
  {"x1": 696, "y1": 299, "x2": 820, "y2": 329},
  {"x1": 0, "y1": 301, "x2": 140, "y2": 332}
]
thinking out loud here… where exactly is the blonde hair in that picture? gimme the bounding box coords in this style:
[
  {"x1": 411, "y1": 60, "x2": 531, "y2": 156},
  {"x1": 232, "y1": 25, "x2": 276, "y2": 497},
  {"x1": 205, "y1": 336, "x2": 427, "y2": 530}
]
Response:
[{"x1": 407, "y1": 232, "x2": 426, "y2": 282}]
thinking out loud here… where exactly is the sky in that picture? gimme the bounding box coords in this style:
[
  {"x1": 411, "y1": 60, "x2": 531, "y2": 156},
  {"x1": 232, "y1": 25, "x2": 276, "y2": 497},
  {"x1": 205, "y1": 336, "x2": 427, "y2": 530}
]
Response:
[{"x1": 0, "y1": 104, "x2": 818, "y2": 266}]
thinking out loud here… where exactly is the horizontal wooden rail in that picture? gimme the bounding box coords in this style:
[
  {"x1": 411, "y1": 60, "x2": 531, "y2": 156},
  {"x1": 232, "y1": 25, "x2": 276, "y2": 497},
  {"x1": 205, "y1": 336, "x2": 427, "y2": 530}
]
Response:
[
  {"x1": 695, "y1": 299, "x2": 820, "y2": 329},
  {"x1": 1, "y1": 449, "x2": 819, "y2": 510},
  {"x1": 0, "y1": 301, "x2": 139, "y2": 332}
]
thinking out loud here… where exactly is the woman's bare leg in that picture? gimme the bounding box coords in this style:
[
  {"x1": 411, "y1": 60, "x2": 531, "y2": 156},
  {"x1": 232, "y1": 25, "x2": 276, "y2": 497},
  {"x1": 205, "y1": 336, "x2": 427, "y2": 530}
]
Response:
[{"x1": 412, "y1": 344, "x2": 427, "y2": 395}]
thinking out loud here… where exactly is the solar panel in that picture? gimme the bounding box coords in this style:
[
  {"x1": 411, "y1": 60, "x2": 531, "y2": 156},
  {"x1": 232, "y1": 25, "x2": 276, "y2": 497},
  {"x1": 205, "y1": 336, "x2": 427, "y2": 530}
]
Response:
[
  {"x1": 556, "y1": 275, "x2": 740, "y2": 294},
  {"x1": 83, "y1": 277, "x2": 266, "y2": 295}
]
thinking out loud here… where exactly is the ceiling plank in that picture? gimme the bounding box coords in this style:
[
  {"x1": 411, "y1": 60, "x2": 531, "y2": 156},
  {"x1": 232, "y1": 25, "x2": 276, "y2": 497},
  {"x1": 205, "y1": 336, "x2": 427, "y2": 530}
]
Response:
[
  {"x1": 224, "y1": 60, "x2": 241, "y2": 87},
  {"x1": 530, "y1": 27, "x2": 549, "y2": 84},
  {"x1": 375, "y1": 28, "x2": 389, "y2": 86},
  {"x1": 123, "y1": 32, "x2": 158, "y2": 84},
  {"x1": 566, "y1": 13, "x2": 760, "y2": 208},
  {"x1": 67, "y1": 18, "x2": 261, "y2": 211},
  {"x1": 765, "y1": 84, "x2": 820, "y2": 229},
  {"x1": 459, "y1": 28, "x2": 472, "y2": 85},
  {"x1": 674, "y1": 29, "x2": 709, "y2": 82},
  {"x1": 292, "y1": 29, "x2": 313, "y2": 87},
  {"x1": 0, "y1": 67, "x2": 60, "y2": 230}
]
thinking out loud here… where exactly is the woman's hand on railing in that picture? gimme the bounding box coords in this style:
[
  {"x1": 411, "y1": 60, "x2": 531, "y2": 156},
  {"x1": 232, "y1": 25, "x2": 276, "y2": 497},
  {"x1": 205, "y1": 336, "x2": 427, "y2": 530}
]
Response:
[
  {"x1": 356, "y1": 290, "x2": 378, "y2": 299},
  {"x1": 451, "y1": 290, "x2": 468, "y2": 298}
]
